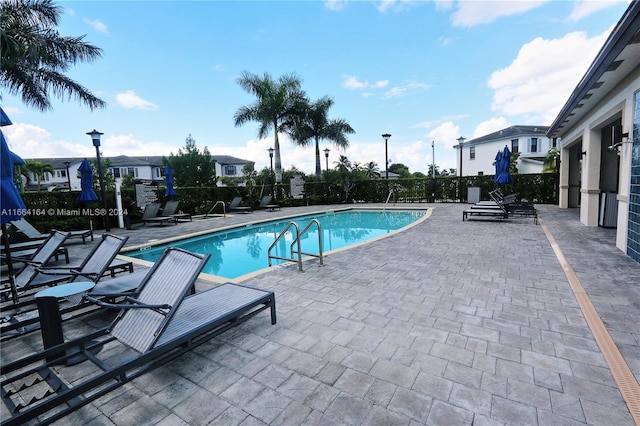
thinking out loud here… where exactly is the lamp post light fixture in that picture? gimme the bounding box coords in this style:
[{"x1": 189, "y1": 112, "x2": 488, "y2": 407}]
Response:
[
  {"x1": 63, "y1": 161, "x2": 71, "y2": 191},
  {"x1": 457, "y1": 136, "x2": 466, "y2": 203},
  {"x1": 87, "y1": 129, "x2": 109, "y2": 231},
  {"x1": 268, "y1": 147, "x2": 274, "y2": 198},
  {"x1": 382, "y1": 133, "x2": 391, "y2": 179},
  {"x1": 323, "y1": 148, "x2": 330, "y2": 178}
]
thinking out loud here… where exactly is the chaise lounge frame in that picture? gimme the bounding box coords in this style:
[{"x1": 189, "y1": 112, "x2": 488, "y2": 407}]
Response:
[{"x1": 0, "y1": 248, "x2": 276, "y2": 426}]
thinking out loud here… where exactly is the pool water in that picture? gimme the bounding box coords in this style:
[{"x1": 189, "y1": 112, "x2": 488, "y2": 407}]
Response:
[{"x1": 125, "y1": 209, "x2": 426, "y2": 279}]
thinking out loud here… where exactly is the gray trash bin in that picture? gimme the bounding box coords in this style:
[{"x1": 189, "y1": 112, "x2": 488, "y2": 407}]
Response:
[{"x1": 468, "y1": 187, "x2": 480, "y2": 204}]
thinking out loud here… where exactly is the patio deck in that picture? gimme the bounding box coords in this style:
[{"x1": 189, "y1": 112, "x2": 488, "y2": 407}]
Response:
[{"x1": 2, "y1": 203, "x2": 639, "y2": 425}]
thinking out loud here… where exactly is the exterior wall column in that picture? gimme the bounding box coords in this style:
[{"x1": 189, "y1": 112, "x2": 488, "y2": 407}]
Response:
[
  {"x1": 558, "y1": 144, "x2": 571, "y2": 208},
  {"x1": 580, "y1": 128, "x2": 601, "y2": 226}
]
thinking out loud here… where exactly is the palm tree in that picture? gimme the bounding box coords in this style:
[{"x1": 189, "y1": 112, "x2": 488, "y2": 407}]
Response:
[
  {"x1": 24, "y1": 160, "x2": 54, "y2": 191},
  {"x1": 291, "y1": 96, "x2": 355, "y2": 181},
  {"x1": 234, "y1": 71, "x2": 307, "y2": 183},
  {"x1": 364, "y1": 161, "x2": 379, "y2": 179},
  {"x1": 334, "y1": 155, "x2": 352, "y2": 174},
  {"x1": 0, "y1": 0, "x2": 106, "y2": 111}
]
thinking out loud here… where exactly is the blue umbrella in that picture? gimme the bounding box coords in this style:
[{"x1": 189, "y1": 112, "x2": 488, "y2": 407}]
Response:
[
  {"x1": 494, "y1": 145, "x2": 514, "y2": 184},
  {"x1": 493, "y1": 150, "x2": 503, "y2": 184},
  {"x1": 77, "y1": 159, "x2": 98, "y2": 202},
  {"x1": 164, "y1": 165, "x2": 176, "y2": 197},
  {"x1": 0, "y1": 107, "x2": 26, "y2": 301}
]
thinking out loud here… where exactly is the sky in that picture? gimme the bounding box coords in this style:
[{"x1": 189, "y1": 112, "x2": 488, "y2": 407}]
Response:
[{"x1": 1, "y1": 0, "x2": 632, "y2": 176}]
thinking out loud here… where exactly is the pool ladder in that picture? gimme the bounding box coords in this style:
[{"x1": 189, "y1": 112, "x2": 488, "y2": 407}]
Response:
[
  {"x1": 268, "y1": 219, "x2": 324, "y2": 272},
  {"x1": 205, "y1": 200, "x2": 226, "y2": 218}
]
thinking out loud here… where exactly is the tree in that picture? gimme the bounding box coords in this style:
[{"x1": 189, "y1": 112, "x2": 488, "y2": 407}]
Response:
[
  {"x1": 389, "y1": 163, "x2": 410, "y2": 178},
  {"x1": 542, "y1": 147, "x2": 560, "y2": 173},
  {"x1": 291, "y1": 96, "x2": 355, "y2": 181},
  {"x1": 234, "y1": 71, "x2": 307, "y2": 184},
  {"x1": 166, "y1": 134, "x2": 216, "y2": 187},
  {"x1": 24, "y1": 160, "x2": 53, "y2": 191},
  {"x1": 334, "y1": 155, "x2": 352, "y2": 174},
  {"x1": 0, "y1": 0, "x2": 106, "y2": 111},
  {"x1": 364, "y1": 161, "x2": 379, "y2": 179}
]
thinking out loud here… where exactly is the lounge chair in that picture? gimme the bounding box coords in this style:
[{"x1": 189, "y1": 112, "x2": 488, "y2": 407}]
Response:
[
  {"x1": 0, "y1": 231, "x2": 70, "y2": 303},
  {"x1": 141, "y1": 202, "x2": 176, "y2": 226},
  {"x1": 228, "y1": 196, "x2": 252, "y2": 213},
  {"x1": 255, "y1": 194, "x2": 280, "y2": 211},
  {"x1": 10, "y1": 218, "x2": 93, "y2": 244},
  {"x1": 161, "y1": 200, "x2": 192, "y2": 222},
  {"x1": 1, "y1": 230, "x2": 70, "y2": 270},
  {"x1": 0, "y1": 247, "x2": 276, "y2": 426},
  {"x1": 0, "y1": 233, "x2": 130, "y2": 312}
]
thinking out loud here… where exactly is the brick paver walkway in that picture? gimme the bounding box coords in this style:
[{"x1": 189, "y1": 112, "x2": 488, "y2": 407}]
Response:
[{"x1": 2, "y1": 203, "x2": 639, "y2": 425}]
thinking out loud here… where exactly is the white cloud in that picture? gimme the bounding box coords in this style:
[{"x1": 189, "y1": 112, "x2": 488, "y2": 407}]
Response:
[
  {"x1": 382, "y1": 82, "x2": 430, "y2": 98},
  {"x1": 487, "y1": 28, "x2": 611, "y2": 124},
  {"x1": 324, "y1": 0, "x2": 347, "y2": 11},
  {"x1": 342, "y1": 75, "x2": 389, "y2": 90},
  {"x1": 102, "y1": 134, "x2": 177, "y2": 157},
  {"x1": 452, "y1": 0, "x2": 548, "y2": 27},
  {"x1": 115, "y1": 90, "x2": 159, "y2": 110},
  {"x1": 376, "y1": 0, "x2": 419, "y2": 13},
  {"x1": 3, "y1": 123, "x2": 95, "y2": 159},
  {"x1": 428, "y1": 121, "x2": 461, "y2": 150},
  {"x1": 83, "y1": 18, "x2": 109, "y2": 34},
  {"x1": 473, "y1": 117, "x2": 511, "y2": 138},
  {"x1": 567, "y1": 0, "x2": 627, "y2": 21}
]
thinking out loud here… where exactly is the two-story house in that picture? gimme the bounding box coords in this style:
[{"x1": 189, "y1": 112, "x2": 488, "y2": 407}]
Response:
[
  {"x1": 455, "y1": 125, "x2": 557, "y2": 176},
  {"x1": 22, "y1": 154, "x2": 250, "y2": 191}
]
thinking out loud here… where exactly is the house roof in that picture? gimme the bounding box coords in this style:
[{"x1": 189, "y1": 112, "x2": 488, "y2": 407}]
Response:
[
  {"x1": 547, "y1": 1, "x2": 640, "y2": 138},
  {"x1": 462, "y1": 125, "x2": 550, "y2": 147}
]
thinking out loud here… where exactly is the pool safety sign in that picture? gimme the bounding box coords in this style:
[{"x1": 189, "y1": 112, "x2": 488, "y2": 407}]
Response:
[{"x1": 290, "y1": 174, "x2": 305, "y2": 200}]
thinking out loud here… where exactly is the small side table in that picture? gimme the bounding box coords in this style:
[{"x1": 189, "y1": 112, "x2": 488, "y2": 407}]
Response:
[{"x1": 35, "y1": 281, "x2": 95, "y2": 365}]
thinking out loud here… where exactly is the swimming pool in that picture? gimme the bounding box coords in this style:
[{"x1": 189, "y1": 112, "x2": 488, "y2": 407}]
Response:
[{"x1": 124, "y1": 209, "x2": 428, "y2": 280}]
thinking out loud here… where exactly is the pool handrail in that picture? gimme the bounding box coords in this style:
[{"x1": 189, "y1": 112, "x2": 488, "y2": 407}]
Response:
[
  {"x1": 205, "y1": 201, "x2": 226, "y2": 218},
  {"x1": 267, "y1": 219, "x2": 323, "y2": 272}
]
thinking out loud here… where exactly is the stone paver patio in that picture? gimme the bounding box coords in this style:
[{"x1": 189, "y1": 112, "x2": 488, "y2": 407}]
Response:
[{"x1": 1, "y1": 203, "x2": 639, "y2": 425}]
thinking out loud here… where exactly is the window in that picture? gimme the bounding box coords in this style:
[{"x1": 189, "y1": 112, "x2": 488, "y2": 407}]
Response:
[
  {"x1": 529, "y1": 137, "x2": 539, "y2": 153},
  {"x1": 224, "y1": 165, "x2": 237, "y2": 176},
  {"x1": 126, "y1": 167, "x2": 138, "y2": 178},
  {"x1": 56, "y1": 170, "x2": 67, "y2": 178},
  {"x1": 154, "y1": 167, "x2": 160, "y2": 178},
  {"x1": 111, "y1": 168, "x2": 121, "y2": 178},
  {"x1": 478, "y1": 171, "x2": 484, "y2": 176},
  {"x1": 511, "y1": 139, "x2": 519, "y2": 153},
  {"x1": 552, "y1": 137, "x2": 558, "y2": 148},
  {"x1": 469, "y1": 147, "x2": 475, "y2": 160}
]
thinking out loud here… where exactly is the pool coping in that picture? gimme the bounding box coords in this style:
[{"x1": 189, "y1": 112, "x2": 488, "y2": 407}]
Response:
[{"x1": 117, "y1": 206, "x2": 432, "y2": 284}]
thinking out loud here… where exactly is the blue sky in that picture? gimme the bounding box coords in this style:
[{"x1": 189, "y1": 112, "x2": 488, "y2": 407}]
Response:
[{"x1": 1, "y1": 0, "x2": 631, "y2": 175}]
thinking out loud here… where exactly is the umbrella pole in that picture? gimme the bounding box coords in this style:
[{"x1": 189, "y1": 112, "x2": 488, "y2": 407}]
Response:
[{"x1": 1, "y1": 223, "x2": 19, "y2": 303}]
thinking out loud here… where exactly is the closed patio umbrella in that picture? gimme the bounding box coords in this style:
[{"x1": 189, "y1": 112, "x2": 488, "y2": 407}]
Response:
[
  {"x1": 77, "y1": 159, "x2": 98, "y2": 202},
  {"x1": 164, "y1": 166, "x2": 176, "y2": 197},
  {"x1": 0, "y1": 107, "x2": 26, "y2": 302},
  {"x1": 494, "y1": 145, "x2": 514, "y2": 184}
]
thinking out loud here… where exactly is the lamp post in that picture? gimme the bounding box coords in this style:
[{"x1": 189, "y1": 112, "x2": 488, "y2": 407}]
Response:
[
  {"x1": 268, "y1": 147, "x2": 274, "y2": 198},
  {"x1": 457, "y1": 136, "x2": 466, "y2": 203},
  {"x1": 382, "y1": 133, "x2": 391, "y2": 179},
  {"x1": 431, "y1": 141, "x2": 435, "y2": 179},
  {"x1": 63, "y1": 161, "x2": 71, "y2": 191},
  {"x1": 87, "y1": 129, "x2": 109, "y2": 231},
  {"x1": 323, "y1": 148, "x2": 330, "y2": 178}
]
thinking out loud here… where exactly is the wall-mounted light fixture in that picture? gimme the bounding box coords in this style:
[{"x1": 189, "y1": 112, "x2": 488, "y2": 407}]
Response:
[{"x1": 607, "y1": 131, "x2": 631, "y2": 153}]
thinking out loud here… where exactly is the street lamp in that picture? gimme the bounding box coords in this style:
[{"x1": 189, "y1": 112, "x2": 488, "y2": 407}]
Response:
[
  {"x1": 457, "y1": 136, "x2": 466, "y2": 203},
  {"x1": 87, "y1": 129, "x2": 109, "y2": 231},
  {"x1": 323, "y1": 148, "x2": 330, "y2": 178},
  {"x1": 382, "y1": 133, "x2": 391, "y2": 179},
  {"x1": 431, "y1": 141, "x2": 435, "y2": 179},
  {"x1": 63, "y1": 161, "x2": 71, "y2": 191},
  {"x1": 268, "y1": 147, "x2": 274, "y2": 198}
]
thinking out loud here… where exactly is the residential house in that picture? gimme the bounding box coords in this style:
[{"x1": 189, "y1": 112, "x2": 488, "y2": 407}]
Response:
[
  {"x1": 455, "y1": 125, "x2": 555, "y2": 177},
  {"x1": 22, "y1": 154, "x2": 250, "y2": 190},
  {"x1": 547, "y1": 1, "x2": 640, "y2": 264}
]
